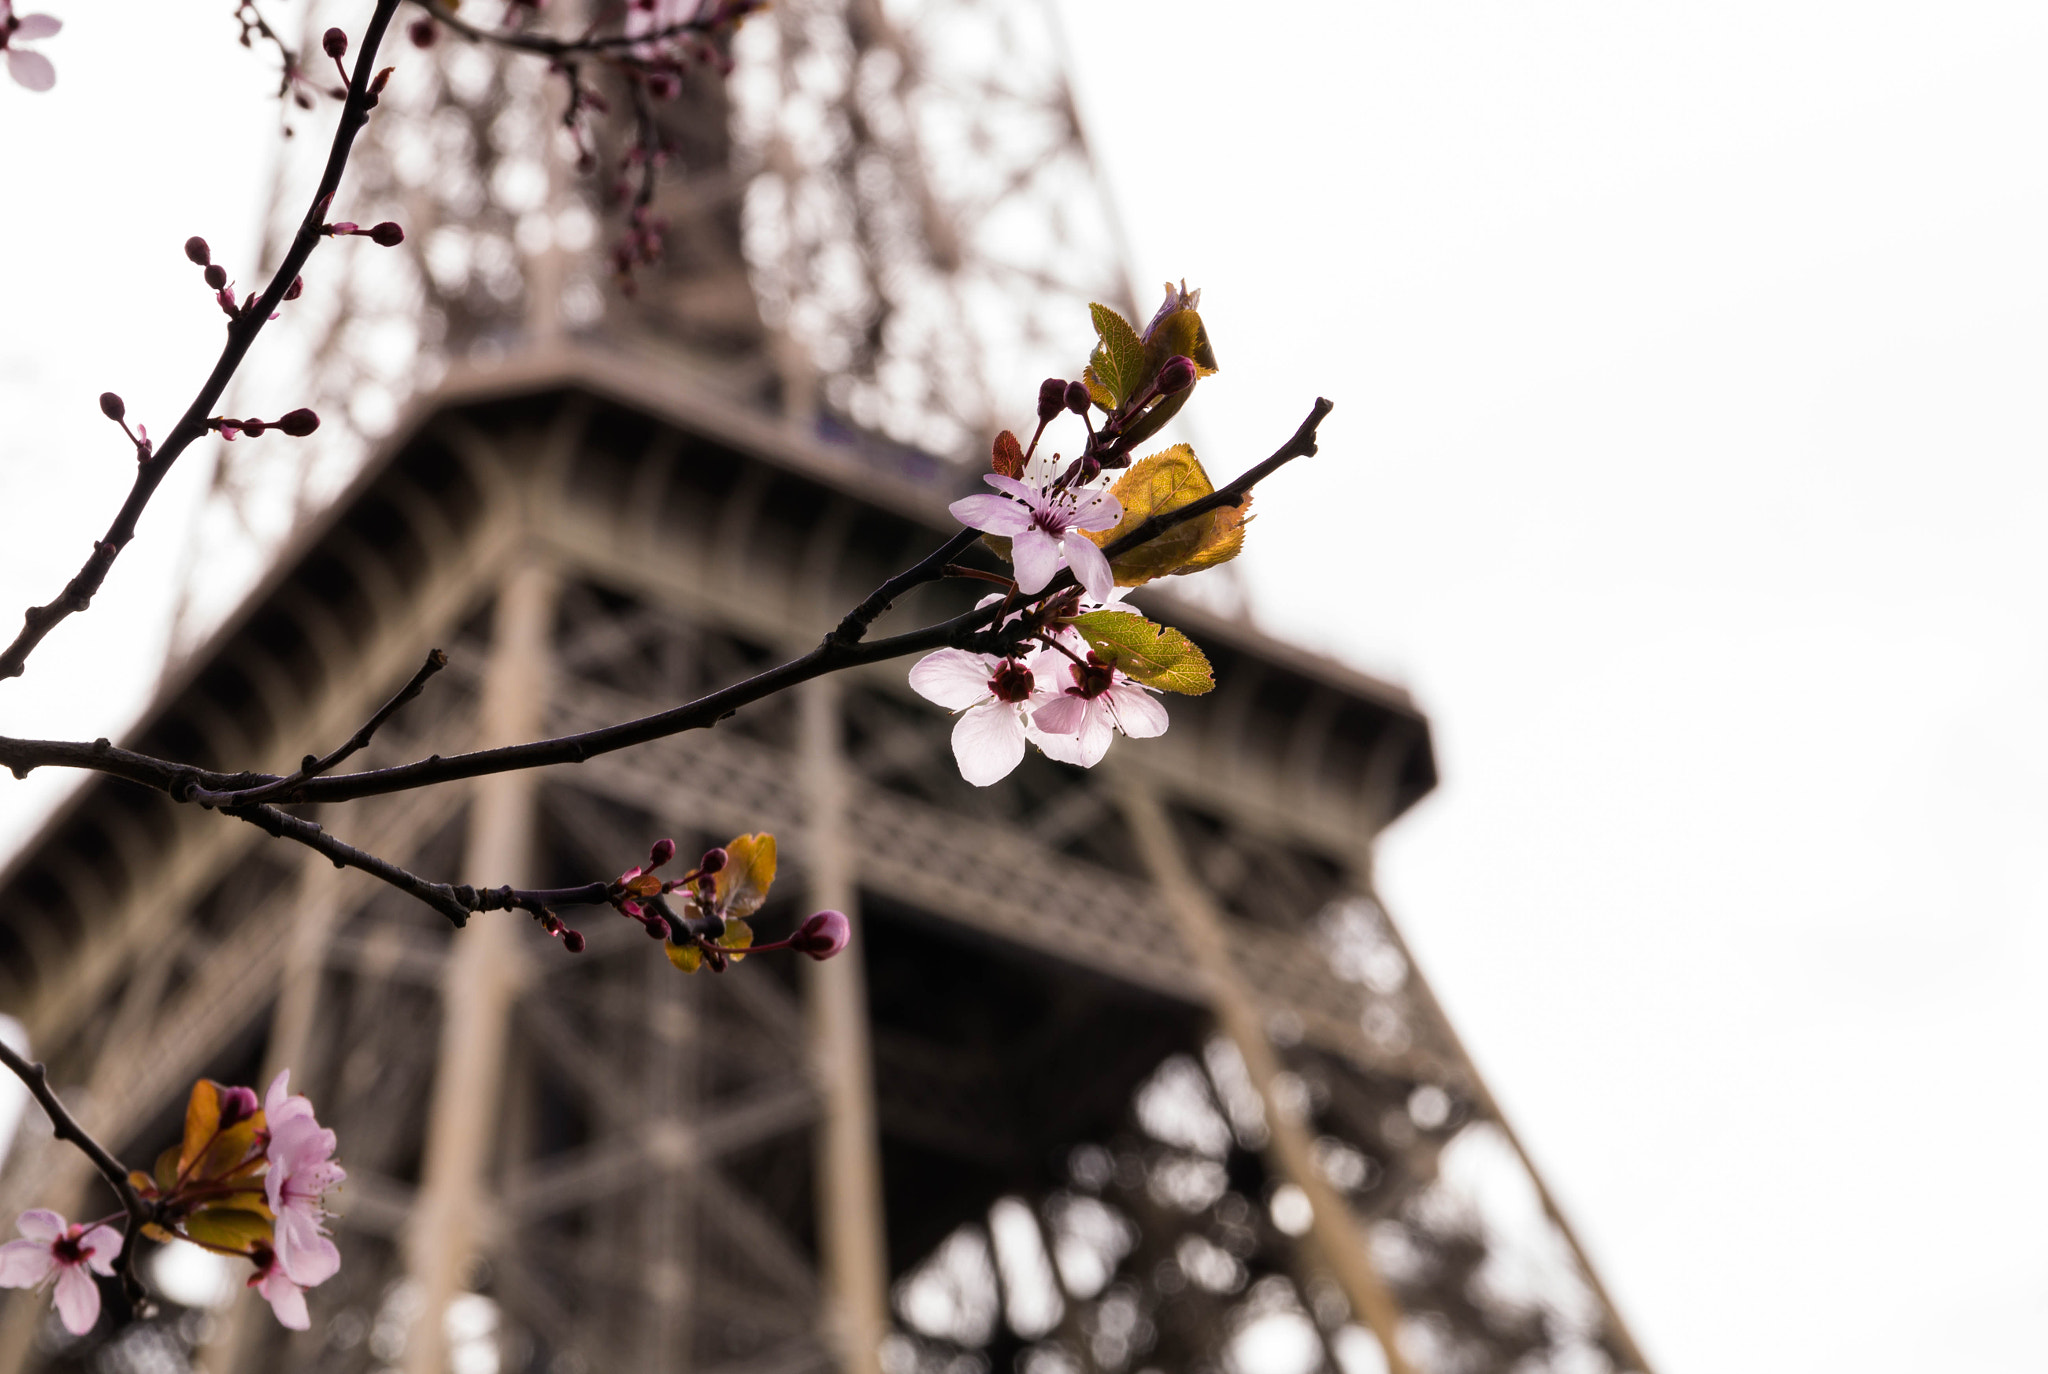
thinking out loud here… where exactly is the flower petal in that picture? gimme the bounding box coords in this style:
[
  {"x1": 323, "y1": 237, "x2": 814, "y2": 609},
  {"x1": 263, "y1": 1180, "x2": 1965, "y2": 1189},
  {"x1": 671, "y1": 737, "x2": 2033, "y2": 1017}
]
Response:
[
  {"x1": 948, "y1": 493, "x2": 1032, "y2": 535},
  {"x1": 1068, "y1": 700, "x2": 1116, "y2": 767},
  {"x1": 258, "y1": 1269, "x2": 310, "y2": 1330},
  {"x1": 908, "y1": 649, "x2": 996, "y2": 711},
  {"x1": 1067, "y1": 488, "x2": 1122, "y2": 531},
  {"x1": 1031, "y1": 694, "x2": 1086, "y2": 736},
  {"x1": 78, "y1": 1226, "x2": 122, "y2": 1277},
  {"x1": 982, "y1": 474, "x2": 1036, "y2": 501},
  {"x1": 1062, "y1": 530, "x2": 1115, "y2": 602},
  {"x1": 14, "y1": 1211, "x2": 63, "y2": 1244},
  {"x1": 6, "y1": 48, "x2": 54, "y2": 92},
  {"x1": 951, "y1": 703, "x2": 1027, "y2": 787},
  {"x1": 0, "y1": 1240, "x2": 54, "y2": 1288},
  {"x1": 52, "y1": 1265, "x2": 99, "y2": 1336},
  {"x1": 1009, "y1": 529, "x2": 1062, "y2": 594},
  {"x1": 13, "y1": 12, "x2": 58, "y2": 38},
  {"x1": 275, "y1": 1218, "x2": 341, "y2": 1288},
  {"x1": 1106, "y1": 681, "x2": 1170, "y2": 739}
]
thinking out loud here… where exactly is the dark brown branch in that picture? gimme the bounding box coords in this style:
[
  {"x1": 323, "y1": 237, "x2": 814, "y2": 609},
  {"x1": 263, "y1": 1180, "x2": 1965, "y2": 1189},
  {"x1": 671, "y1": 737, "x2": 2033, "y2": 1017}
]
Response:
[
  {"x1": 187, "y1": 649, "x2": 444, "y2": 808},
  {"x1": 0, "y1": 400, "x2": 1334, "y2": 814},
  {"x1": 0, "y1": 0, "x2": 406, "y2": 686},
  {"x1": 828, "y1": 527, "x2": 982, "y2": 648},
  {"x1": 0, "y1": 1042, "x2": 154, "y2": 1306}
]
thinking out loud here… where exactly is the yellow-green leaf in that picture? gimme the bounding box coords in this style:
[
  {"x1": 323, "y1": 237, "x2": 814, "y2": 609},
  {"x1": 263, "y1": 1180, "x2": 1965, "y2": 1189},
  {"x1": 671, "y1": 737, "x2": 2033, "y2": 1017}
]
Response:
[
  {"x1": 197, "y1": 1118, "x2": 261, "y2": 1185},
  {"x1": 153, "y1": 1145, "x2": 182, "y2": 1194},
  {"x1": 183, "y1": 1209, "x2": 274, "y2": 1254},
  {"x1": 179, "y1": 1081, "x2": 221, "y2": 1174},
  {"x1": 719, "y1": 918, "x2": 754, "y2": 963},
  {"x1": 714, "y1": 833, "x2": 776, "y2": 919},
  {"x1": 1141, "y1": 307, "x2": 1219, "y2": 379},
  {"x1": 1083, "y1": 303, "x2": 1147, "y2": 410},
  {"x1": 1084, "y1": 445, "x2": 1251, "y2": 585},
  {"x1": 1068, "y1": 611, "x2": 1214, "y2": 695},
  {"x1": 666, "y1": 939, "x2": 703, "y2": 973}
]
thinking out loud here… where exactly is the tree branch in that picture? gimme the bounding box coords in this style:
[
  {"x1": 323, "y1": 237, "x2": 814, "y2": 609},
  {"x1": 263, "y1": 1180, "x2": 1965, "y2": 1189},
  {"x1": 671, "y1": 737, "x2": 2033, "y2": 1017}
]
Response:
[
  {"x1": 0, "y1": 1042, "x2": 154, "y2": 1306},
  {"x1": 0, "y1": 0, "x2": 407, "y2": 686},
  {"x1": 413, "y1": 0, "x2": 755, "y2": 58}
]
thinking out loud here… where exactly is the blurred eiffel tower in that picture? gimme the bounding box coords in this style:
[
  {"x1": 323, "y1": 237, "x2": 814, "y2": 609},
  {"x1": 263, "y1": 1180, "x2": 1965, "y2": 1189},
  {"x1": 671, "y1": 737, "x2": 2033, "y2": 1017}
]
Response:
[{"x1": 0, "y1": 3, "x2": 1652, "y2": 1374}]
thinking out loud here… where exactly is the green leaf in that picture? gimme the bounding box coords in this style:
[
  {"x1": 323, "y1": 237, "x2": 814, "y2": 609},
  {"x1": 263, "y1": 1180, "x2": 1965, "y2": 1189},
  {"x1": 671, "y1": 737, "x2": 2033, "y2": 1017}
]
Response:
[
  {"x1": 1083, "y1": 303, "x2": 1147, "y2": 410},
  {"x1": 1068, "y1": 611, "x2": 1215, "y2": 695},
  {"x1": 182, "y1": 1210, "x2": 274, "y2": 1254}
]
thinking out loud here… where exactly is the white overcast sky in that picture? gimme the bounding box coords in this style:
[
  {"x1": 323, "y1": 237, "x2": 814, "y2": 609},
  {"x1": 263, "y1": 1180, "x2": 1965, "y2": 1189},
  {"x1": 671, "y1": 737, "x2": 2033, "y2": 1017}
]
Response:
[{"x1": 3, "y1": 4, "x2": 2047, "y2": 1373}]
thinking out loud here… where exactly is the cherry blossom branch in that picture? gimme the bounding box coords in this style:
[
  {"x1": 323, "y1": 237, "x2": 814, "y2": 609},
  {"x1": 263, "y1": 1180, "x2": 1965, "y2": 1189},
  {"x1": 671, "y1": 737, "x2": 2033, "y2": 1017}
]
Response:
[
  {"x1": 0, "y1": 1042, "x2": 154, "y2": 1306},
  {"x1": 185, "y1": 648, "x2": 446, "y2": 808},
  {"x1": 0, "y1": 399, "x2": 1334, "y2": 817},
  {"x1": 0, "y1": 0, "x2": 406, "y2": 688}
]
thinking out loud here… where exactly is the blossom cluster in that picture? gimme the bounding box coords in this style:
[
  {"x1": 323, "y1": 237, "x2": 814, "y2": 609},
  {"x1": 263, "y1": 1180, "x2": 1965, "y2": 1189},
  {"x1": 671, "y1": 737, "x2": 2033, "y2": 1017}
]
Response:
[
  {"x1": 912, "y1": 284, "x2": 1239, "y2": 785},
  {"x1": 1, "y1": 1, "x2": 59, "y2": 92},
  {"x1": 608, "y1": 834, "x2": 851, "y2": 973},
  {"x1": 0, "y1": 1071, "x2": 344, "y2": 1334}
]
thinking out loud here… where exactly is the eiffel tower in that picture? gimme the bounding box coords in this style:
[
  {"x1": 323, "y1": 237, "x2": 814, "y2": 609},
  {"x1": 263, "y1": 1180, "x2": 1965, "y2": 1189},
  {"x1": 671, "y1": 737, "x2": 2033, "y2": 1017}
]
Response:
[{"x1": 0, "y1": 3, "x2": 1651, "y2": 1373}]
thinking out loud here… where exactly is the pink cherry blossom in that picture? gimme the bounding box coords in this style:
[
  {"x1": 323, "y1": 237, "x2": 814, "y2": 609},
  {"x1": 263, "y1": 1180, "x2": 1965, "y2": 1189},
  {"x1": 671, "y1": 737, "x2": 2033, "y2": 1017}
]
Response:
[
  {"x1": 908, "y1": 647, "x2": 1066, "y2": 786},
  {"x1": 0, "y1": 1208, "x2": 121, "y2": 1335},
  {"x1": 263, "y1": 1072, "x2": 344, "y2": 1288},
  {"x1": 1, "y1": 3, "x2": 60, "y2": 92},
  {"x1": 1031, "y1": 652, "x2": 1169, "y2": 769},
  {"x1": 249, "y1": 1247, "x2": 310, "y2": 1330},
  {"x1": 948, "y1": 474, "x2": 1120, "y2": 600}
]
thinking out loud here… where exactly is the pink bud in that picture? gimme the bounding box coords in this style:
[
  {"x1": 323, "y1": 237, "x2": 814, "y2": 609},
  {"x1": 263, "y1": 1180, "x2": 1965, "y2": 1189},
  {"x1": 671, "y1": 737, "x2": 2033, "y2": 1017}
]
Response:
[
  {"x1": 322, "y1": 27, "x2": 348, "y2": 58},
  {"x1": 204, "y1": 264, "x2": 227, "y2": 290},
  {"x1": 648, "y1": 838, "x2": 676, "y2": 868},
  {"x1": 99, "y1": 392, "x2": 124, "y2": 422},
  {"x1": 242, "y1": 418, "x2": 268, "y2": 437},
  {"x1": 562, "y1": 929, "x2": 585, "y2": 953},
  {"x1": 276, "y1": 408, "x2": 320, "y2": 437},
  {"x1": 792, "y1": 910, "x2": 850, "y2": 960},
  {"x1": 184, "y1": 236, "x2": 211, "y2": 266},
  {"x1": 328, "y1": 222, "x2": 358, "y2": 236},
  {"x1": 698, "y1": 846, "x2": 728, "y2": 875},
  {"x1": 1156, "y1": 354, "x2": 1197, "y2": 395},
  {"x1": 1037, "y1": 378, "x2": 1067, "y2": 422},
  {"x1": 1064, "y1": 379, "x2": 1091, "y2": 414},
  {"x1": 217, "y1": 1084, "x2": 260, "y2": 1126},
  {"x1": 369, "y1": 222, "x2": 405, "y2": 247}
]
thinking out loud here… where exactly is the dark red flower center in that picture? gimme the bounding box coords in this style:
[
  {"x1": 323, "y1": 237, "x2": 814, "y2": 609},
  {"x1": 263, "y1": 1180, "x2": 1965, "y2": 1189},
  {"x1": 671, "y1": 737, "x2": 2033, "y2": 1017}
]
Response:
[
  {"x1": 51, "y1": 1235, "x2": 86, "y2": 1266},
  {"x1": 1069, "y1": 654, "x2": 1115, "y2": 699},
  {"x1": 987, "y1": 659, "x2": 1035, "y2": 703}
]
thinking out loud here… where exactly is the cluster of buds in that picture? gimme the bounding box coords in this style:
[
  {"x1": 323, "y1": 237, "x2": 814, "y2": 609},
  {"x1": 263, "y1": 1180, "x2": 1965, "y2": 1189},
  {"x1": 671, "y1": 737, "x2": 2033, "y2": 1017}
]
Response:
[
  {"x1": 610, "y1": 834, "x2": 849, "y2": 972},
  {"x1": 610, "y1": 184, "x2": 668, "y2": 296},
  {"x1": 208, "y1": 409, "x2": 320, "y2": 441},
  {"x1": 0, "y1": 1073, "x2": 343, "y2": 1334},
  {"x1": 185, "y1": 235, "x2": 303, "y2": 322}
]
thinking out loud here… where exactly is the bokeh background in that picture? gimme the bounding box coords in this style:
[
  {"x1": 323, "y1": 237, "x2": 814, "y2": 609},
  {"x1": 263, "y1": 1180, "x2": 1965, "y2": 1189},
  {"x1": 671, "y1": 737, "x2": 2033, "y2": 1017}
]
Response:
[{"x1": 2, "y1": 3, "x2": 2045, "y2": 1371}]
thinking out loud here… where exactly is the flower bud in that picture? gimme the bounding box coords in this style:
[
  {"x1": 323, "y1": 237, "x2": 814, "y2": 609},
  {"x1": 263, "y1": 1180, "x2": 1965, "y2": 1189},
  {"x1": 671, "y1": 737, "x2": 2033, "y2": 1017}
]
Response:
[
  {"x1": 98, "y1": 392, "x2": 124, "y2": 422},
  {"x1": 241, "y1": 418, "x2": 268, "y2": 437},
  {"x1": 648, "y1": 837, "x2": 676, "y2": 868},
  {"x1": 184, "y1": 236, "x2": 211, "y2": 266},
  {"x1": 562, "y1": 928, "x2": 586, "y2": 953},
  {"x1": 276, "y1": 408, "x2": 320, "y2": 437},
  {"x1": 322, "y1": 27, "x2": 348, "y2": 58},
  {"x1": 369, "y1": 221, "x2": 405, "y2": 247},
  {"x1": 1037, "y1": 377, "x2": 1067, "y2": 422},
  {"x1": 792, "y1": 910, "x2": 851, "y2": 960},
  {"x1": 204, "y1": 264, "x2": 227, "y2": 290},
  {"x1": 409, "y1": 17, "x2": 439, "y2": 46},
  {"x1": 1156, "y1": 354, "x2": 1197, "y2": 395},
  {"x1": 284, "y1": 275, "x2": 304, "y2": 301},
  {"x1": 698, "y1": 846, "x2": 728, "y2": 875},
  {"x1": 217, "y1": 1084, "x2": 260, "y2": 1127},
  {"x1": 1064, "y1": 379, "x2": 1091, "y2": 414}
]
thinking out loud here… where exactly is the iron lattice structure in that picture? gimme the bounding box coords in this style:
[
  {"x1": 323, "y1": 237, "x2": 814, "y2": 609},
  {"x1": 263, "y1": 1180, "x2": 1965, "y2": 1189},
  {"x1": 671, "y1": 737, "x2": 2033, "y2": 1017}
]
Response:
[
  {"x1": 5, "y1": 3, "x2": 1652, "y2": 1372},
  {"x1": 0, "y1": 356, "x2": 1648, "y2": 1374},
  {"x1": 192, "y1": 0, "x2": 1131, "y2": 638}
]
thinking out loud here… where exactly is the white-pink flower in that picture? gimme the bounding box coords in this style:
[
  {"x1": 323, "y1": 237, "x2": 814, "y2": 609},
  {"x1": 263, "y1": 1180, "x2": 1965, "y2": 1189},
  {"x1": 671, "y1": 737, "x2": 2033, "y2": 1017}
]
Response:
[
  {"x1": 1, "y1": 3, "x2": 61, "y2": 92},
  {"x1": 0, "y1": 1209, "x2": 120, "y2": 1335},
  {"x1": 1031, "y1": 651, "x2": 1169, "y2": 769},
  {"x1": 250, "y1": 1250, "x2": 310, "y2": 1330},
  {"x1": 949, "y1": 474, "x2": 1120, "y2": 600},
  {"x1": 908, "y1": 647, "x2": 1065, "y2": 786},
  {"x1": 262, "y1": 1071, "x2": 344, "y2": 1288}
]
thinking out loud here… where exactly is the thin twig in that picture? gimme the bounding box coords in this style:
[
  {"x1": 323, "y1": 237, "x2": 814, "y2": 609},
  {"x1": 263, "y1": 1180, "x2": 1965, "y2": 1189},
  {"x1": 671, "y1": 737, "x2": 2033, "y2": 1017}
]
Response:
[
  {"x1": 0, "y1": 0, "x2": 407, "y2": 686},
  {"x1": 414, "y1": 0, "x2": 751, "y2": 58},
  {"x1": 187, "y1": 649, "x2": 445, "y2": 807},
  {"x1": 0, "y1": 1042, "x2": 154, "y2": 1306}
]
